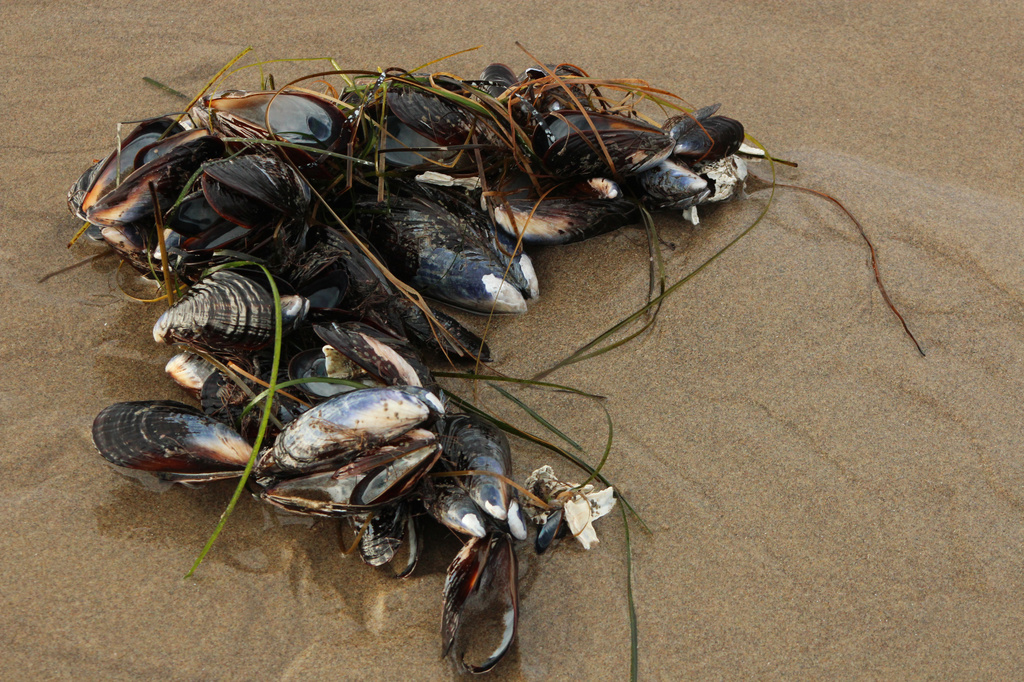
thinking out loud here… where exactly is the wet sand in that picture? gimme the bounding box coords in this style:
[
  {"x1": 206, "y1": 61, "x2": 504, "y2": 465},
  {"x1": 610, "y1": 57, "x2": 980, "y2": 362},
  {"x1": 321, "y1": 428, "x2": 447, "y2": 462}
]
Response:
[{"x1": 3, "y1": 1, "x2": 1023, "y2": 678}]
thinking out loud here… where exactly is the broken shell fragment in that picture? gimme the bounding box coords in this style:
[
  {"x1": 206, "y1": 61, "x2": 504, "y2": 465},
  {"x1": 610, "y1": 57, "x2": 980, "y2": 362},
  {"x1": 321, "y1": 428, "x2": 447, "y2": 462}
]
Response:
[{"x1": 523, "y1": 465, "x2": 617, "y2": 550}]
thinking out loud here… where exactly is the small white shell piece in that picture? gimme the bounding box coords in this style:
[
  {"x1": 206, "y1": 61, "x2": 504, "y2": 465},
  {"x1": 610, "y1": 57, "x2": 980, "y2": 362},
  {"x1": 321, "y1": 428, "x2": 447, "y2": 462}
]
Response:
[
  {"x1": 414, "y1": 171, "x2": 482, "y2": 190},
  {"x1": 700, "y1": 156, "x2": 748, "y2": 203}
]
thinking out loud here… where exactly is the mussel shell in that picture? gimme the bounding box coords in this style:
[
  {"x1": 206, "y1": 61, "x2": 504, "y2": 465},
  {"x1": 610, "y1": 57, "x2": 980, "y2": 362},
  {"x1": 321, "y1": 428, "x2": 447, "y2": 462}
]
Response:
[
  {"x1": 204, "y1": 91, "x2": 349, "y2": 150},
  {"x1": 638, "y1": 158, "x2": 711, "y2": 209},
  {"x1": 298, "y1": 269, "x2": 350, "y2": 310},
  {"x1": 153, "y1": 270, "x2": 277, "y2": 352},
  {"x1": 360, "y1": 187, "x2": 532, "y2": 314},
  {"x1": 100, "y1": 224, "x2": 150, "y2": 268},
  {"x1": 387, "y1": 87, "x2": 482, "y2": 146},
  {"x1": 478, "y1": 63, "x2": 518, "y2": 98},
  {"x1": 201, "y1": 153, "x2": 310, "y2": 230},
  {"x1": 92, "y1": 400, "x2": 250, "y2": 482},
  {"x1": 383, "y1": 116, "x2": 460, "y2": 168},
  {"x1": 259, "y1": 467, "x2": 362, "y2": 515},
  {"x1": 349, "y1": 434, "x2": 441, "y2": 506},
  {"x1": 392, "y1": 300, "x2": 492, "y2": 362},
  {"x1": 491, "y1": 193, "x2": 639, "y2": 245},
  {"x1": 258, "y1": 386, "x2": 442, "y2": 476},
  {"x1": 68, "y1": 117, "x2": 185, "y2": 220},
  {"x1": 661, "y1": 103, "x2": 721, "y2": 140},
  {"x1": 180, "y1": 221, "x2": 251, "y2": 253},
  {"x1": 442, "y1": 533, "x2": 519, "y2": 674},
  {"x1": 165, "y1": 351, "x2": 216, "y2": 398},
  {"x1": 444, "y1": 414, "x2": 516, "y2": 524},
  {"x1": 200, "y1": 371, "x2": 251, "y2": 428},
  {"x1": 287, "y1": 348, "x2": 361, "y2": 399},
  {"x1": 670, "y1": 115, "x2": 745, "y2": 161},
  {"x1": 167, "y1": 190, "x2": 227, "y2": 237},
  {"x1": 533, "y1": 111, "x2": 674, "y2": 179},
  {"x1": 356, "y1": 502, "x2": 409, "y2": 567},
  {"x1": 86, "y1": 133, "x2": 225, "y2": 228},
  {"x1": 424, "y1": 479, "x2": 488, "y2": 538},
  {"x1": 132, "y1": 129, "x2": 213, "y2": 169},
  {"x1": 534, "y1": 507, "x2": 567, "y2": 554}
]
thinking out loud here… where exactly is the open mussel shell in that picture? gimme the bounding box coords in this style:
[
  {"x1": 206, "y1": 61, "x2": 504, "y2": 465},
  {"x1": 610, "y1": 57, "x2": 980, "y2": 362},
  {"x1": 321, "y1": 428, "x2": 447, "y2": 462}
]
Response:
[
  {"x1": 92, "y1": 400, "x2": 251, "y2": 482},
  {"x1": 86, "y1": 132, "x2": 224, "y2": 228},
  {"x1": 153, "y1": 270, "x2": 308, "y2": 353},
  {"x1": 68, "y1": 117, "x2": 185, "y2": 220},
  {"x1": 167, "y1": 190, "x2": 226, "y2": 236},
  {"x1": 349, "y1": 432, "x2": 442, "y2": 506},
  {"x1": 199, "y1": 90, "x2": 351, "y2": 177},
  {"x1": 132, "y1": 129, "x2": 212, "y2": 169},
  {"x1": 259, "y1": 428, "x2": 440, "y2": 515},
  {"x1": 258, "y1": 467, "x2": 361, "y2": 515},
  {"x1": 181, "y1": 222, "x2": 252, "y2": 254},
  {"x1": 382, "y1": 116, "x2": 462, "y2": 169},
  {"x1": 442, "y1": 533, "x2": 519, "y2": 674},
  {"x1": 287, "y1": 347, "x2": 362, "y2": 399},
  {"x1": 164, "y1": 191, "x2": 254, "y2": 257},
  {"x1": 202, "y1": 90, "x2": 349, "y2": 149},
  {"x1": 533, "y1": 111, "x2": 674, "y2": 179},
  {"x1": 298, "y1": 269, "x2": 350, "y2": 311},
  {"x1": 258, "y1": 386, "x2": 443, "y2": 477},
  {"x1": 315, "y1": 321, "x2": 433, "y2": 389}
]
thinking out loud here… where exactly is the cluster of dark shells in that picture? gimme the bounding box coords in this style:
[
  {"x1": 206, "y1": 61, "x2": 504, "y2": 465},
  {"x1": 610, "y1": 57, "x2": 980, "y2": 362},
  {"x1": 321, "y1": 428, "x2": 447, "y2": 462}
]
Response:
[{"x1": 71, "y1": 60, "x2": 750, "y2": 674}]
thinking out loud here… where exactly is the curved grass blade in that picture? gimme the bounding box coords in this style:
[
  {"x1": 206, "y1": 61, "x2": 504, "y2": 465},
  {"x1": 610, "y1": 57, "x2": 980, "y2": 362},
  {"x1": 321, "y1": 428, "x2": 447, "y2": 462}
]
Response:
[
  {"x1": 578, "y1": 402, "x2": 613, "y2": 489},
  {"x1": 142, "y1": 77, "x2": 188, "y2": 100},
  {"x1": 487, "y1": 382, "x2": 583, "y2": 451},
  {"x1": 408, "y1": 45, "x2": 482, "y2": 74},
  {"x1": 184, "y1": 260, "x2": 281, "y2": 579},
  {"x1": 621, "y1": 504, "x2": 639, "y2": 682},
  {"x1": 763, "y1": 181, "x2": 925, "y2": 357},
  {"x1": 433, "y1": 371, "x2": 606, "y2": 399}
]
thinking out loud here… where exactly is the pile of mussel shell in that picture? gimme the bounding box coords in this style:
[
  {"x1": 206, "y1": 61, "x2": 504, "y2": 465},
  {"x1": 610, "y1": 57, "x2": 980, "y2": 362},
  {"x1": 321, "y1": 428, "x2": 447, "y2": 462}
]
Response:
[{"x1": 71, "y1": 60, "x2": 752, "y2": 674}]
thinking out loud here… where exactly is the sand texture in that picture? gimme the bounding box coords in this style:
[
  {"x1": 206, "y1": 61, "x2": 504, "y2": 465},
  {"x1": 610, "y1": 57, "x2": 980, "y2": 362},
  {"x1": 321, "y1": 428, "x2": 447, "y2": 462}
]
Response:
[{"x1": 2, "y1": 1, "x2": 1023, "y2": 679}]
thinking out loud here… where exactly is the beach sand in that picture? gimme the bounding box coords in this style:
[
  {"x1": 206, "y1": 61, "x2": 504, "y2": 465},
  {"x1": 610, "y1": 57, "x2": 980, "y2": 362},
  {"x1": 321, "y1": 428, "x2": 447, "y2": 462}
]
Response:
[{"x1": 2, "y1": 1, "x2": 1023, "y2": 678}]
